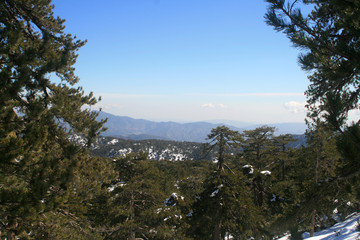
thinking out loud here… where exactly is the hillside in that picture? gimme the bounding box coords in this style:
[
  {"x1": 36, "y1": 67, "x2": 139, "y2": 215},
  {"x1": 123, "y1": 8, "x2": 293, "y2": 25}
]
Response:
[
  {"x1": 91, "y1": 136, "x2": 213, "y2": 161},
  {"x1": 97, "y1": 112, "x2": 307, "y2": 142},
  {"x1": 89, "y1": 134, "x2": 306, "y2": 161}
]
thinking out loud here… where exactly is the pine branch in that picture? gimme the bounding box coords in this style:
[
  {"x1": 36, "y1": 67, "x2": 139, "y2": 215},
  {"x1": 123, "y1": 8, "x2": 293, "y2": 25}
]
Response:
[{"x1": 274, "y1": 1, "x2": 351, "y2": 61}]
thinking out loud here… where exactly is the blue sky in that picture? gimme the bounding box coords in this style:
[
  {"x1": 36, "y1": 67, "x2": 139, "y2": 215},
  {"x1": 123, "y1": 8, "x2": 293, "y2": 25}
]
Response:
[{"x1": 52, "y1": 0, "x2": 309, "y2": 123}]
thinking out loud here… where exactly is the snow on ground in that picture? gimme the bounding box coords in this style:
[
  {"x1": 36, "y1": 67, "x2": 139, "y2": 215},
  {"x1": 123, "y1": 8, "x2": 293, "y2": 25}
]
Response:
[
  {"x1": 278, "y1": 213, "x2": 360, "y2": 240},
  {"x1": 107, "y1": 138, "x2": 119, "y2": 145}
]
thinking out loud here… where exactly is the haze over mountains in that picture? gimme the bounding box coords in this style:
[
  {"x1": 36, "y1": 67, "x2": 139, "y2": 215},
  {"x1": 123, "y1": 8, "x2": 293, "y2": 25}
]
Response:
[{"x1": 97, "y1": 112, "x2": 307, "y2": 142}]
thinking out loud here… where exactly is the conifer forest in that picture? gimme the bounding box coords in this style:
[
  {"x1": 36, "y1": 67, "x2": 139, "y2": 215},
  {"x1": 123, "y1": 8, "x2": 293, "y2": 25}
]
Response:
[{"x1": 1, "y1": 0, "x2": 360, "y2": 239}]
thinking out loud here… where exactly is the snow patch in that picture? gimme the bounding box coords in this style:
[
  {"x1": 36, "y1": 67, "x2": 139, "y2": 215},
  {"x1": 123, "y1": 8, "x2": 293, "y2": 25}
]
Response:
[
  {"x1": 278, "y1": 212, "x2": 360, "y2": 240},
  {"x1": 107, "y1": 182, "x2": 126, "y2": 192},
  {"x1": 210, "y1": 189, "x2": 219, "y2": 197},
  {"x1": 261, "y1": 170, "x2": 271, "y2": 176},
  {"x1": 107, "y1": 138, "x2": 119, "y2": 145},
  {"x1": 165, "y1": 193, "x2": 184, "y2": 206},
  {"x1": 210, "y1": 184, "x2": 224, "y2": 197},
  {"x1": 270, "y1": 194, "x2": 277, "y2": 202},
  {"x1": 243, "y1": 164, "x2": 254, "y2": 174}
]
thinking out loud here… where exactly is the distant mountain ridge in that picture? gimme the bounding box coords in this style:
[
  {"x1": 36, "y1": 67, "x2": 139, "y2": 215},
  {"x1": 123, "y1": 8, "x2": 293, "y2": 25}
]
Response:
[{"x1": 97, "y1": 112, "x2": 306, "y2": 142}]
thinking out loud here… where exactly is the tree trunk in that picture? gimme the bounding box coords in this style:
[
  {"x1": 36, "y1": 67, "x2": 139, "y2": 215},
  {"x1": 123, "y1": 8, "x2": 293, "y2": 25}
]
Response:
[
  {"x1": 315, "y1": 150, "x2": 319, "y2": 183},
  {"x1": 310, "y1": 149, "x2": 320, "y2": 237},
  {"x1": 7, "y1": 231, "x2": 17, "y2": 240},
  {"x1": 212, "y1": 208, "x2": 222, "y2": 240},
  {"x1": 129, "y1": 232, "x2": 136, "y2": 240},
  {"x1": 217, "y1": 137, "x2": 225, "y2": 170},
  {"x1": 128, "y1": 191, "x2": 136, "y2": 240},
  {"x1": 310, "y1": 209, "x2": 316, "y2": 237},
  {"x1": 212, "y1": 219, "x2": 222, "y2": 240}
]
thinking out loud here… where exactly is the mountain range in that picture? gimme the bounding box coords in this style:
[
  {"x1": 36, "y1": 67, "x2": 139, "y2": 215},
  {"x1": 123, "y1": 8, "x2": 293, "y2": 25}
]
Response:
[{"x1": 97, "y1": 112, "x2": 307, "y2": 142}]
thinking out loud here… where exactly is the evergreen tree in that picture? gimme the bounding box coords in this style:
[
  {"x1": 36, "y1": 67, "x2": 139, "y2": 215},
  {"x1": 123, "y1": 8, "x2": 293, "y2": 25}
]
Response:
[
  {"x1": 30, "y1": 156, "x2": 115, "y2": 239},
  {"x1": 265, "y1": 2, "x2": 360, "y2": 234},
  {"x1": 273, "y1": 134, "x2": 296, "y2": 181},
  {"x1": 303, "y1": 121, "x2": 340, "y2": 236},
  {"x1": 265, "y1": 0, "x2": 360, "y2": 117},
  {"x1": 205, "y1": 126, "x2": 241, "y2": 170},
  {"x1": 102, "y1": 152, "x2": 184, "y2": 240},
  {"x1": 270, "y1": 123, "x2": 341, "y2": 237},
  {"x1": 264, "y1": 0, "x2": 360, "y2": 178},
  {"x1": 263, "y1": 135, "x2": 300, "y2": 236},
  {"x1": 190, "y1": 127, "x2": 264, "y2": 240},
  {"x1": 190, "y1": 170, "x2": 264, "y2": 240},
  {"x1": 241, "y1": 126, "x2": 276, "y2": 170},
  {"x1": 0, "y1": 0, "x2": 106, "y2": 238}
]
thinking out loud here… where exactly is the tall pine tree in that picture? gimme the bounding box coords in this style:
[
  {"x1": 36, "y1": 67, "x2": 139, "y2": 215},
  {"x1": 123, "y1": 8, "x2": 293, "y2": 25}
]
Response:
[
  {"x1": 190, "y1": 127, "x2": 264, "y2": 240},
  {"x1": 0, "y1": 0, "x2": 106, "y2": 238},
  {"x1": 264, "y1": 0, "x2": 360, "y2": 179}
]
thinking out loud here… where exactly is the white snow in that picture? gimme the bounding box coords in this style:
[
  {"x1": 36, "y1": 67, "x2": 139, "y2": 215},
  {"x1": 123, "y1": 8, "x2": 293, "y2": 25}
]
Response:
[
  {"x1": 68, "y1": 134, "x2": 87, "y2": 146},
  {"x1": 147, "y1": 146, "x2": 187, "y2": 161},
  {"x1": 261, "y1": 170, "x2": 271, "y2": 176},
  {"x1": 116, "y1": 148, "x2": 133, "y2": 157},
  {"x1": 278, "y1": 213, "x2": 360, "y2": 240},
  {"x1": 270, "y1": 194, "x2": 277, "y2": 202},
  {"x1": 107, "y1": 138, "x2": 118, "y2": 145},
  {"x1": 210, "y1": 184, "x2": 224, "y2": 197},
  {"x1": 164, "y1": 192, "x2": 184, "y2": 206},
  {"x1": 243, "y1": 164, "x2": 254, "y2": 174},
  {"x1": 210, "y1": 189, "x2": 219, "y2": 197},
  {"x1": 107, "y1": 182, "x2": 126, "y2": 192}
]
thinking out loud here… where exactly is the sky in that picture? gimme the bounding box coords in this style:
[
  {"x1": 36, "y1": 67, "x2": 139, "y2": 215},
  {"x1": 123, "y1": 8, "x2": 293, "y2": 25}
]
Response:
[{"x1": 52, "y1": 0, "x2": 310, "y2": 124}]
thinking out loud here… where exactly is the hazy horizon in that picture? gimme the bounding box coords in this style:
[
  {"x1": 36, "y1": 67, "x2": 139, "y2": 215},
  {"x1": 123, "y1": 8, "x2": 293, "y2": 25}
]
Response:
[{"x1": 100, "y1": 111, "x2": 307, "y2": 126}]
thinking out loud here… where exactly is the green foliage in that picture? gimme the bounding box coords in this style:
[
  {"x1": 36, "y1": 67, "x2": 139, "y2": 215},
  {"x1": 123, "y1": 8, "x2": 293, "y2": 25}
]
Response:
[
  {"x1": 0, "y1": 0, "x2": 106, "y2": 238},
  {"x1": 265, "y1": 0, "x2": 360, "y2": 180},
  {"x1": 265, "y1": 2, "x2": 360, "y2": 235},
  {"x1": 272, "y1": 134, "x2": 296, "y2": 181},
  {"x1": 95, "y1": 152, "x2": 192, "y2": 239},
  {"x1": 241, "y1": 126, "x2": 276, "y2": 169},
  {"x1": 265, "y1": 0, "x2": 360, "y2": 116},
  {"x1": 289, "y1": 225, "x2": 303, "y2": 240},
  {"x1": 189, "y1": 170, "x2": 264, "y2": 240},
  {"x1": 205, "y1": 125, "x2": 241, "y2": 170},
  {"x1": 269, "y1": 123, "x2": 347, "y2": 236},
  {"x1": 336, "y1": 123, "x2": 360, "y2": 177}
]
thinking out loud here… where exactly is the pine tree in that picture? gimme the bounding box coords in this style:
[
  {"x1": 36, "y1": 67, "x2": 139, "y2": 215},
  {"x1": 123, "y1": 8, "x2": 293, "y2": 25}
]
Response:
[
  {"x1": 264, "y1": 0, "x2": 360, "y2": 179},
  {"x1": 265, "y1": 0, "x2": 360, "y2": 116},
  {"x1": 273, "y1": 134, "x2": 296, "y2": 181},
  {"x1": 0, "y1": 0, "x2": 106, "y2": 238},
  {"x1": 190, "y1": 169, "x2": 264, "y2": 240},
  {"x1": 241, "y1": 126, "x2": 276, "y2": 170},
  {"x1": 265, "y1": 3, "x2": 360, "y2": 235},
  {"x1": 270, "y1": 123, "x2": 341, "y2": 237},
  {"x1": 190, "y1": 127, "x2": 264, "y2": 240},
  {"x1": 205, "y1": 126, "x2": 241, "y2": 170},
  {"x1": 303, "y1": 121, "x2": 340, "y2": 236},
  {"x1": 102, "y1": 152, "x2": 178, "y2": 240}
]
